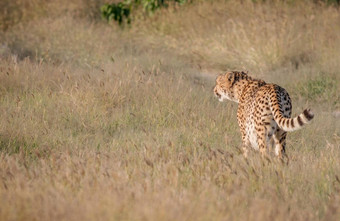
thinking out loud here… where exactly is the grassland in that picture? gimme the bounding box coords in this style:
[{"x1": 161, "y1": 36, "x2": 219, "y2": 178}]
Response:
[{"x1": 0, "y1": 0, "x2": 340, "y2": 220}]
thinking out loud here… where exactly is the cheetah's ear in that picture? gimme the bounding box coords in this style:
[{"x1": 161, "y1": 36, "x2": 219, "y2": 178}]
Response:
[
  {"x1": 227, "y1": 73, "x2": 234, "y2": 82},
  {"x1": 229, "y1": 72, "x2": 240, "y2": 82},
  {"x1": 216, "y1": 73, "x2": 225, "y2": 82}
]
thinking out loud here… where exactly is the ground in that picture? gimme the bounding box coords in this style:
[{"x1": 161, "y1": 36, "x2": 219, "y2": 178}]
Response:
[{"x1": 0, "y1": 0, "x2": 340, "y2": 220}]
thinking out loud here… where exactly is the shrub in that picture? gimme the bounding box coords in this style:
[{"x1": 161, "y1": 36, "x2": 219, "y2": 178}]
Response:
[{"x1": 100, "y1": 0, "x2": 187, "y2": 25}]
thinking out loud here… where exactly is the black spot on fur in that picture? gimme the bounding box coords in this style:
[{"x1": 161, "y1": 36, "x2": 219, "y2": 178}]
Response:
[{"x1": 297, "y1": 116, "x2": 303, "y2": 126}]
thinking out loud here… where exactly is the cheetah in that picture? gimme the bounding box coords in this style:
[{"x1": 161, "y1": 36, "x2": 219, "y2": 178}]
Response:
[{"x1": 213, "y1": 71, "x2": 314, "y2": 158}]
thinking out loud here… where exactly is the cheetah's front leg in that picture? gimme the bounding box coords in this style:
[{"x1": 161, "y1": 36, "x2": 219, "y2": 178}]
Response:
[
  {"x1": 256, "y1": 125, "x2": 267, "y2": 157},
  {"x1": 240, "y1": 130, "x2": 250, "y2": 158}
]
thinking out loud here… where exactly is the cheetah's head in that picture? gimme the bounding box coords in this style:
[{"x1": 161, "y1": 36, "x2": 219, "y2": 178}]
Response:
[{"x1": 213, "y1": 71, "x2": 249, "y2": 103}]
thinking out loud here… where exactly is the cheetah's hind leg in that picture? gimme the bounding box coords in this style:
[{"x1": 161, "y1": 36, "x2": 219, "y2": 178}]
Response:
[{"x1": 273, "y1": 129, "x2": 289, "y2": 163}]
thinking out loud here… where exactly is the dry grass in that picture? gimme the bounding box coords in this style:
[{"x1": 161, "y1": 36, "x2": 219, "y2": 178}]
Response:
[{"x1": 0, "y1": 0, "x2": 340, "y2": 220}]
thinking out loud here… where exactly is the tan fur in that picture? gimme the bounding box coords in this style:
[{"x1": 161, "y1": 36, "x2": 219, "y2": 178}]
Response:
[{"x1": 214, "y1": 71, "x2": 314, "y2": 158}]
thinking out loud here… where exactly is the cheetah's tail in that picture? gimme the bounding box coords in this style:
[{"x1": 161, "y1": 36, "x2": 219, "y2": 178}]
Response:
[{"x1": 273, "y1": 108, "x2": 314, "y2": 132}]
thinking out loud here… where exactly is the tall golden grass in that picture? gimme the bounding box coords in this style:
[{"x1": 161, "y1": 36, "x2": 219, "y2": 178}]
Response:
[{"x1": 0, "y1": 0, "x2": 340, "y2": 220}]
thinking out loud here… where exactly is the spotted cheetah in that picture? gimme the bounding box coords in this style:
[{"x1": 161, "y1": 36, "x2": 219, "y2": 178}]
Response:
[{"x1": 213, "y1": 71, "x2": 314, "y2": 158}]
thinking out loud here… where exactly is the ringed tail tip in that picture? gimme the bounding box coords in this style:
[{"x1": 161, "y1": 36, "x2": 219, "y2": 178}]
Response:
[{"x1": 303, "y1": 108, "x2": 314, "y2": 121}]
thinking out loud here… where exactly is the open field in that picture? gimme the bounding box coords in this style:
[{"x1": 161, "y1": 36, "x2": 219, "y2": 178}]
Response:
[{"x1": 0, "y1": 0, "x2": 340, "y2": 220}]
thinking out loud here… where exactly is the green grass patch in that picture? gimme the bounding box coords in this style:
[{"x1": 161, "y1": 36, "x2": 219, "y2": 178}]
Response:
[{"x1": 298, "y1": 74, "x2": 339, "y2": 107}]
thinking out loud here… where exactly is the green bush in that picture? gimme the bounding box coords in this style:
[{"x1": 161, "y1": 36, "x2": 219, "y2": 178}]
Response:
[
  {"x1": 101, "y1": 0, "x2": 187, "y2": 25},
  {"x1": 101, "y1": 1, "x2": 132, "y2": 24}
]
